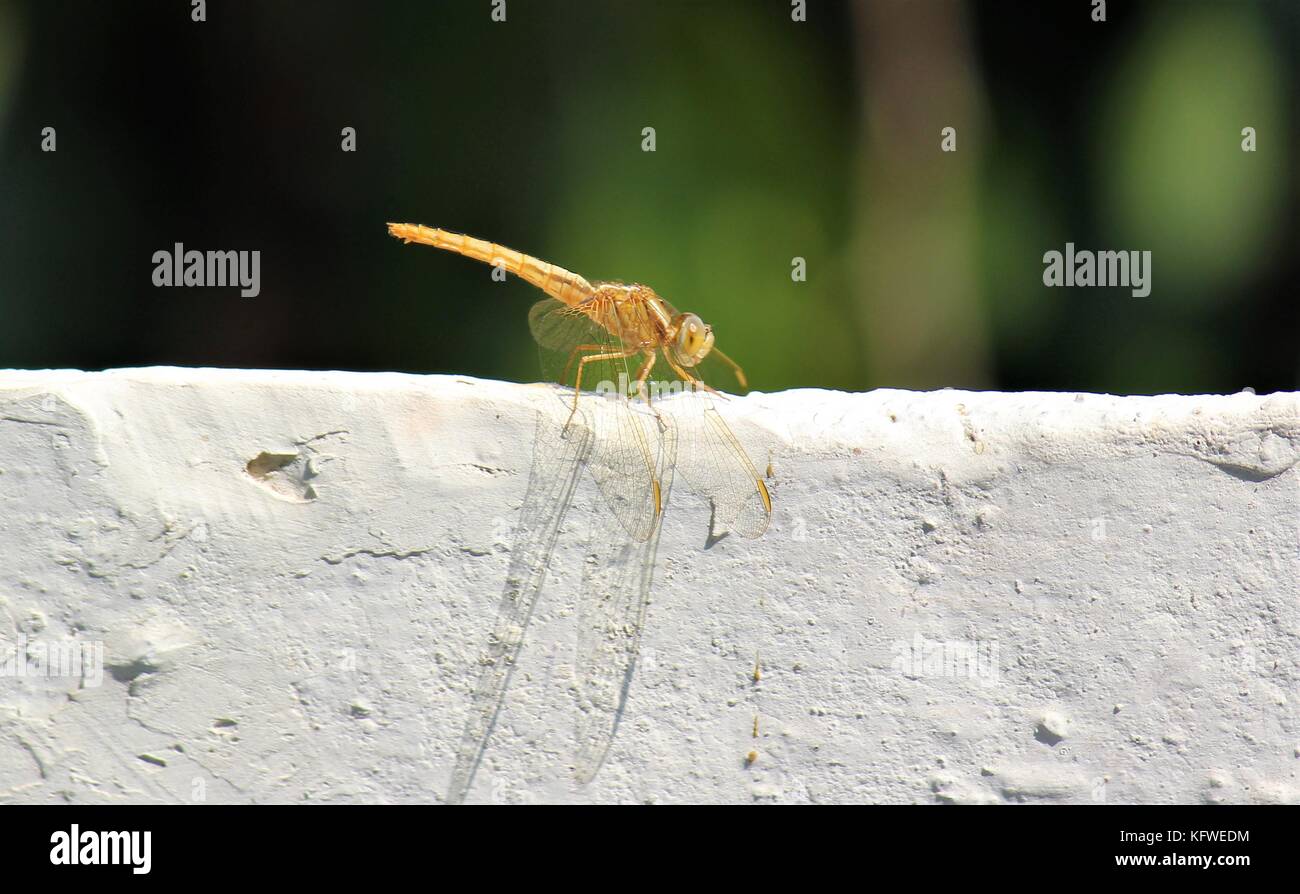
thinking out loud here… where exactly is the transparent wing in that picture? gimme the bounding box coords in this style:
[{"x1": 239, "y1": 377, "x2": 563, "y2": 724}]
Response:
[
  {"x1": 529, "y1": 298, "x2": 661, "y2": 543},
  {"x1": 574, "y1": 298, "x2": 769, "y2": 539},
  {"x1": 572, "y1": 405, "x2": 677, "y2": 784},
  {"x1": 665, "y1": 387, "x2": 771, "y2": 539},
  {"x1": 446, "y1": 406, "x2": 593, "y2": 804}
]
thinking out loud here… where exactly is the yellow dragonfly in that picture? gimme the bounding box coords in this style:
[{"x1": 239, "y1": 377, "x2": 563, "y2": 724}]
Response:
[{"x1": 388, "y1": 224, "x2": 770, "y2": 799}]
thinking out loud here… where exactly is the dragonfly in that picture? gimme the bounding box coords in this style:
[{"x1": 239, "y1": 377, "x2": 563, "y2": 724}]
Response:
[{"x1": 387, "y1": 223, "x2": 771, "y2": 800}]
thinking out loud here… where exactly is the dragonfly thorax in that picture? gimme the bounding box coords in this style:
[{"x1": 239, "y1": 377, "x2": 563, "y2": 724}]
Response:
[{"x1": 594, "y1": 282, "x2": 716, "y2": 368}]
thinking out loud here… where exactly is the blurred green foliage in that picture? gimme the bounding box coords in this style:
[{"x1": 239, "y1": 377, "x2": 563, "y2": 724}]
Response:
[
  {"x1": 0, "y1": 0, "x2": 1294, "y2": 394},
  {"x1": 1100, "y1": 5, "x2": 1288, "y2": 294}
]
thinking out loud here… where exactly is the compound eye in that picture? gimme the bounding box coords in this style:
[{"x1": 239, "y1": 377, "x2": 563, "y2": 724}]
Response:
[{"x1": 678, "y1": 314, "x2": 704, "y2": 353}]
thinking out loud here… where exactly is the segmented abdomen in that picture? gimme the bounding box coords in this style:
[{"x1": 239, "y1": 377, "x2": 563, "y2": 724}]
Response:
[{"x1": 387, "y1": 223, "x2": 595, "y2": 307}]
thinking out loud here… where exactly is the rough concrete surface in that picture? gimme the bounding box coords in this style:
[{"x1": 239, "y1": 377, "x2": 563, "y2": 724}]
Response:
[{"x1": 0, "y1": 367, "x2": 1296, "y2": 804}]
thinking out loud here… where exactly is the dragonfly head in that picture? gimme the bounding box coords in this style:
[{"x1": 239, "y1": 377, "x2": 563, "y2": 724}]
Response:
[{"x1": 670, "y1": 313, "x2": 715, "y2": 367}]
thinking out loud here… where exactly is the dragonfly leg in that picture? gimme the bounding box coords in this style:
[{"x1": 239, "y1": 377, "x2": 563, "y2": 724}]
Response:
[
  {"x1": 626, "y1": 350, "x2": 650, "y2": 402},
  {"x1": 568, "y1": 347, "x2": 640, "y2": 429},
  {"x1": 560, "y1": 343, "x2": 606, "y2": 390},
  {"x1": 665, "y1": 356, "x2": 726, "y2": 400},
  {"x1": 708, "y1": 346, "x2": 749, "y2": 391},
  {"x1": 632, "y1": 350, "x2": 666, "y2": 425}
]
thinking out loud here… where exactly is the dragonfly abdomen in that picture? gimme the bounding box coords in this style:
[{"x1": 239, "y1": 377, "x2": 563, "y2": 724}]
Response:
[{"x1": 387, "y1": 223, "x2": 595, "y2": 307}]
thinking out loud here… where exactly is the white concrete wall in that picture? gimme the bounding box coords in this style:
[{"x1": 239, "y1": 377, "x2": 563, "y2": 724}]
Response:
[{"x1": 0, "y1": 367, "x2": 1296, "y2": 804}]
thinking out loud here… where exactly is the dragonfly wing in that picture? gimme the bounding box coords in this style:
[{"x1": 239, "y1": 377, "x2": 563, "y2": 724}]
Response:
[
  {"x1": 446, "y1": 405, "x2": 593, "y2": 804},
  {"x1": 573, "y1": 410, "x2": 678, "y2": 785},
  {"x1": 529, "y1": 298, "x2": 661, "y2": 543},
  {"x1": 670, "y1": 391, "x2": 771, "y2": 539}
]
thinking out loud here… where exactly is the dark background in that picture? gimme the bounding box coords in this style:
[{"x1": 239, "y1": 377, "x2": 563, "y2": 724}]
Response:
[{"x1": 0, "y1": 0, "x2": 1295, "y2": 394}]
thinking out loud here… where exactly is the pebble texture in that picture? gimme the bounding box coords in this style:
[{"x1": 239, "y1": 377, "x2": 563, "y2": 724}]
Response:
[{"x1": 0, "y1": 367, "x2": 1296, "y2": 804}]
